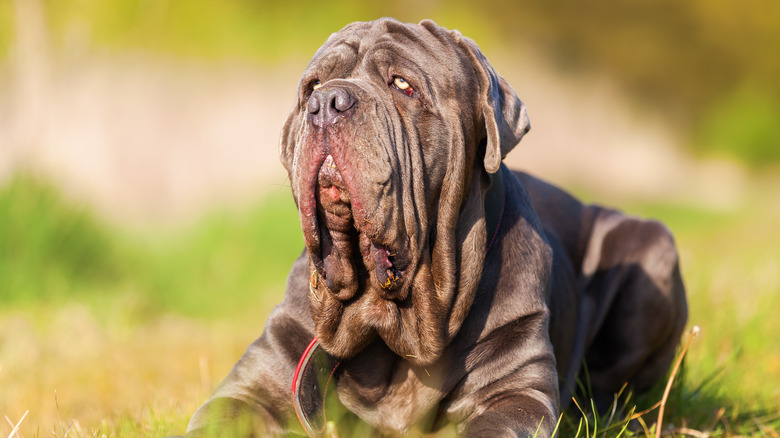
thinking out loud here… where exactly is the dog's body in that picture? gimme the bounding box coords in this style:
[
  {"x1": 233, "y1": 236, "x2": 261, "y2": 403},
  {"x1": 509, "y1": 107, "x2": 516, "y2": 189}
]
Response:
[{"x1": 183, "y1": 19, "x2": 687, "y2": 437}]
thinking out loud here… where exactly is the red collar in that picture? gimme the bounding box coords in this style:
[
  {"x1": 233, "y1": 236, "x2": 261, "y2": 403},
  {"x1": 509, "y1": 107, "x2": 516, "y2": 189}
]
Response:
[{"x1": 292, "y1": 338, "x2": 340, "y2": 437}]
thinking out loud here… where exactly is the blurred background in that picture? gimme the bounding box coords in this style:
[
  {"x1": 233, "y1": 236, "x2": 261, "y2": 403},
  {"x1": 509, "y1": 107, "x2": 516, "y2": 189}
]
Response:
[{"x1": 1, "y1": 0, "x2": 778, "y2": 436}]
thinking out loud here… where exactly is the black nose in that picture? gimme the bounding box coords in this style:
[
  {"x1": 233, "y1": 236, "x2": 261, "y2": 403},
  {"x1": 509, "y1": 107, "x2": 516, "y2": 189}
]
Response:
[{"x1": 307, "y1": 86, "x2": 356, "y2": 128}]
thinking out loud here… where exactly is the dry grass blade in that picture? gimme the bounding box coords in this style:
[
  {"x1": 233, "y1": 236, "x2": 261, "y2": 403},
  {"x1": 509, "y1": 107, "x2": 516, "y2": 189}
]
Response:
[
  {"x1": 720, "y1": 413, "x2": 733, "y2": 436},
  {"x1": 6, "y1": 410, "x2": 29, "y2": 438},
  {"x1": 636, "y1": 415, "x2": 652, "y2": 436},
  {"x1": 754, "y1": 418, "x2": 780, "y2": 438},
  {"x1": 630, "y1": 401, "x2": 662, "y2": 422},
  {"x1": 707, "y1": 407, "x2": 726, "y2": 431},
  {"x1": 325, "y1": 420, "x2": 339, "y2": 438},
  {"x1": 606, "y1": 382, "x2": 628, "y2": 427},
  {"x1": 663, "y1": 426, "x2": 709, "y2": 437},
  {"x1": 656, "y1": 325, "x2": 700, "y2": 438},
  {"x1": 571, "y1": 397, "x2": 590, "y2": 438}
]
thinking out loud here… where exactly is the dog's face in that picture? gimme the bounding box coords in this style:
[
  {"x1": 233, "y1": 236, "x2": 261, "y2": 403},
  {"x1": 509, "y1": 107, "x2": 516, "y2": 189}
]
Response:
[{"x1": 279, "y1": 18, "x2": 529, "y2": 365}]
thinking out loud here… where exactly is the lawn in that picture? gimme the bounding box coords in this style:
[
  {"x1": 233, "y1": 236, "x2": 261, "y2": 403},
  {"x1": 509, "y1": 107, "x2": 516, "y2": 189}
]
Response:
[{"x1": 1, "y1": 173, "x2": 778, "y2": 437}]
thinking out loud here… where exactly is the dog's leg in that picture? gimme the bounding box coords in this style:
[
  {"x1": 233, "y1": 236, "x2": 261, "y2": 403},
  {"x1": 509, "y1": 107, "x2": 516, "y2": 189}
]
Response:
[
  {"x1": 453, "y1": 309, "x2": 560, "y2": 438},
  {"x1": 461, "y1": 390, "x2": 558, "y2": 438},
  {"x1": 184, "y1": 255, "x2": 315, "y2": 437},
  {"x1": 184, "y1": 317, "x2": 313, "y2": 436},
  {"x1": 580, "y1": 212, "x2": 688, "y2": 411}
]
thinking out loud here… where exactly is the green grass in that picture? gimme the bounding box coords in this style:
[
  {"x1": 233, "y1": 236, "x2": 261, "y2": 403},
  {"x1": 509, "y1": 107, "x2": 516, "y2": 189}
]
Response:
[{"x1": 1, "y1": 174, "x2": 779, "y2": 437}]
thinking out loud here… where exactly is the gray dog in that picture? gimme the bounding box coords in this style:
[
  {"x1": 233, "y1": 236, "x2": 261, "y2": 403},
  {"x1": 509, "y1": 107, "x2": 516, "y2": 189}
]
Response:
[{"x1": 181, "y1": 18, "x2": 687, "y2": 437}]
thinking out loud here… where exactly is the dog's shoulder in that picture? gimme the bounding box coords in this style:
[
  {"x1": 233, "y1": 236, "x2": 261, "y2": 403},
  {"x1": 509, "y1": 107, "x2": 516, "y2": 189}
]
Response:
[{"x1": 511, "y1": 169, "x2": 605, "y2": 269}]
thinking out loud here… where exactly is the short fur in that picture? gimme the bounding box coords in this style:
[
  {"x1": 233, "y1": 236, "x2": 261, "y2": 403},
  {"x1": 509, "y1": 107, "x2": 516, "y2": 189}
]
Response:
[{"x1": 181, "y1": 18, "x2": 687, "y2": 437}]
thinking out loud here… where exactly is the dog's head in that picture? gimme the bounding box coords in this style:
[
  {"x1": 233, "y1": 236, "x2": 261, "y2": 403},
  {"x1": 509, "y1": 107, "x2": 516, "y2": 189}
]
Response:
[{"x1": 279, "y1": 18, "x2": 530, "y2": 365}]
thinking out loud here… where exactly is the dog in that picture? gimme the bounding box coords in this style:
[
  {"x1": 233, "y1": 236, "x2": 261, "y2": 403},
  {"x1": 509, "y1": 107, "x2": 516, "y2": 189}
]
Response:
[{"x1": 180, "y1": 18, "x2": 687, "y2": 437}]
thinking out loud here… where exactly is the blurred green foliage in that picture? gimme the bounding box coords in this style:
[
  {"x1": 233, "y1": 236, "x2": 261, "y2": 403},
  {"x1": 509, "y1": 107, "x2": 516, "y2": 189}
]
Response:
[
  {"x1": 0, "y1": 174, "x2": 124, "y2": 302},
  {"x1": 496, "y1": 0, "x2": 780, "y2": 167},
  {"x1": 136, "y1": 188, "x2": 303, "y2": 316},
  {"x1": 0, "y1": 173, "x2": 302, "y2": 317},
  {"x1": 1, "y1": 0, "x2": 777, "y2": 165},
  {"x1": 697, "y1": 86, "x2": 780, "y2": 164},
  {"x1": 42, "y1": 0, "x2": 382, "y2": 60}
]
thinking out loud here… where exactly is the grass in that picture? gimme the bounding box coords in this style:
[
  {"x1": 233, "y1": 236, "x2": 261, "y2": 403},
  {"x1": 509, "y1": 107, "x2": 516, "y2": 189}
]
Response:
[
  {"x1": 1, "y1": 174, "x2": 779, "y2": 437},
  {"x1": 0, "y1": 174, "x2": 302, "y2": 436}
]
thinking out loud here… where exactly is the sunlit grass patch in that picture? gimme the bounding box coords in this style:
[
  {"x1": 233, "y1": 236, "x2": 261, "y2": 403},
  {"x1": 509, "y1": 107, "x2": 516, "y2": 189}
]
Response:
[{"x1": 2, "y1": 174, "x2": 779, "y2": 436}]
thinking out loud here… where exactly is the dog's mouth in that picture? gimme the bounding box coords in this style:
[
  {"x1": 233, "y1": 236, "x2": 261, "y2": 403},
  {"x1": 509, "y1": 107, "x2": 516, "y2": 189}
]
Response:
[{"x1": 308, "y1": 154, "x2": 409, "y2": 300}]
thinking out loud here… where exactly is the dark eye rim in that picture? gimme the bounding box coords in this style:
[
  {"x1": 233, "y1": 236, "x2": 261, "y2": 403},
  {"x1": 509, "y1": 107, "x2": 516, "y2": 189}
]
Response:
[{"x1": 302, "y1": 79, "x2": 322, "y2": 100}]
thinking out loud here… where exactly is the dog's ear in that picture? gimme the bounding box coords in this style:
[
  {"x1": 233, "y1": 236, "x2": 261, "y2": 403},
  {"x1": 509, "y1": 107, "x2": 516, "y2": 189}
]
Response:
[
  {"x1": 279, "y1": 106, "x2": 299, "y2": 175},
  {"x1": 459, "y1": 37, "x2": 530, "y2": 173},
  {"x1": 482, "y1": 72, "x2": 530, "y2": 173}
]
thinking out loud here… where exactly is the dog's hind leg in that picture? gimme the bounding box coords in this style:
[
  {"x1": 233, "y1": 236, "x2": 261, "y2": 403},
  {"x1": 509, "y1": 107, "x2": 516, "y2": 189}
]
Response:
[{"x1": 578, "y1": 211, "x2": 688, "y2": 412}]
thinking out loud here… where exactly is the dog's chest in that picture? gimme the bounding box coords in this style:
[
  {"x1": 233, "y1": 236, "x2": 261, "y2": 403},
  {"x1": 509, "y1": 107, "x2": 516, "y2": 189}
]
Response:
[{"x1": 335, "y1": 358, "x2": 448, "y2": 432}]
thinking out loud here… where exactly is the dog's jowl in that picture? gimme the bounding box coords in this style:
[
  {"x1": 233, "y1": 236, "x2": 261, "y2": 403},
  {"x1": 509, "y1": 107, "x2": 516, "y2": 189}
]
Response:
[{"x1": 179, "y1": 18, "x2": 687, "y2": 438}]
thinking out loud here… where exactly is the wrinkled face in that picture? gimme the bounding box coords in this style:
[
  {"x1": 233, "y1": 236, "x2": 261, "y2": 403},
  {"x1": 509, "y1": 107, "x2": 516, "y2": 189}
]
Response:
[{"x1": 279, "y1": 19, "x2": 528, "y2": 364}]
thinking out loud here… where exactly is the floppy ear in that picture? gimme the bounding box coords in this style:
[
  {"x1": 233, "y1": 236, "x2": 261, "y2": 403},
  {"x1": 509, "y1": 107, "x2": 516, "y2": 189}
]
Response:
[
  {"x1": 460, "y1": 38, "x2": 531, "y2": 173},
  {"x1": 482, "y1": 73, "x2": 530, "y2": 173},
  {"x1": 278, "y1": 106, "x2": 300, "y2": 175}
]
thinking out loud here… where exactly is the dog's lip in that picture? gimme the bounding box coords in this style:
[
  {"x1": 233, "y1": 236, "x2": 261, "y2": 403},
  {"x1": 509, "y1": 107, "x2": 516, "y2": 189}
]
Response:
[
  {"x1": 318, "y1": 155, "x2": 347, "y2": 191},
  {"x1": 314, "y1": 212, "x2": 409, "y2": 293},
  {"x1": 368, "y1": 241, "x2": 407, "y2": 291},
  {"x1": 307, "y1": 155, "x2": 408, "y2": 293}
]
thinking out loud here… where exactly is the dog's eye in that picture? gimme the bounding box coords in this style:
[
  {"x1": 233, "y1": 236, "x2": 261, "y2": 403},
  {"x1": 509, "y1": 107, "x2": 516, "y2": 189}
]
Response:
[
  {"x1": 312, "y1": 80, "x2": 323, "y2": 91},
  {"x1": 393, "y1": 77, "x2": 410, "y2": 90},
  {"x1": 391, "y1": 76, "x2": 414, "y2": 96}
]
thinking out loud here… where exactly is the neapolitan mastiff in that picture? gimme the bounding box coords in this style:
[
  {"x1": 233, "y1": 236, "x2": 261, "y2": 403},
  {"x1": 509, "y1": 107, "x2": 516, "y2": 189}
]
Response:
[{"x1": 181, "y1": 18, "x2": 687, "y2": 437}]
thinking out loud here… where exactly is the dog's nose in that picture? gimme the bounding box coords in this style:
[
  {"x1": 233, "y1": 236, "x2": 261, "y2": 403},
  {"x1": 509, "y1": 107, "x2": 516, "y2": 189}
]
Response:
[{"x1": 307, "y1": 87, "x2": 356, "y2": 128}]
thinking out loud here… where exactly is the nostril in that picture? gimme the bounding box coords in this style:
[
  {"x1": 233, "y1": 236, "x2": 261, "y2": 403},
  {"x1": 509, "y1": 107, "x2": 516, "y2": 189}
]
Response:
[
  {"x1": 331, "y1": 89, "x2": 354, "y2": 113},
  {"x1": 307, "y1": 93, "x2": 321, "y2": 115}
]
